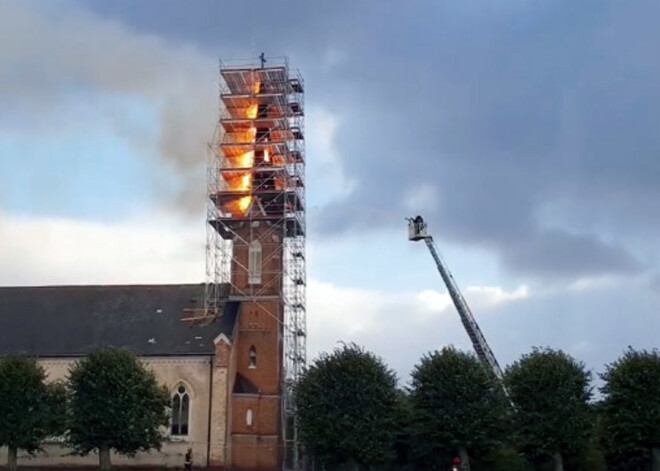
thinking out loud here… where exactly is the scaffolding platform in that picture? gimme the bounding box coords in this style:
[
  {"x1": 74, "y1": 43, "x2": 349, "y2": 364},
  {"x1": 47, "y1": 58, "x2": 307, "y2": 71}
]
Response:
[{"x1": 204, "y1": 56, "x2": 306, "y2": 470}]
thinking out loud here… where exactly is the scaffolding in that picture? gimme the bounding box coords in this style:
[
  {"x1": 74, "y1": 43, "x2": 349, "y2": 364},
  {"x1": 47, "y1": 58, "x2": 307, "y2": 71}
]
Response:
[{"x1": 204, "y1": 56, "x2": 306, "y2": 470}]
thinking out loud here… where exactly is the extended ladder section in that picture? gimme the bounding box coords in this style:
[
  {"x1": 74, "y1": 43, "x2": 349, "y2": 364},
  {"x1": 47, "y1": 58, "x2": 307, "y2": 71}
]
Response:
[{"x1": 408, "y1": 216, "x2": 505, "y2": 383}]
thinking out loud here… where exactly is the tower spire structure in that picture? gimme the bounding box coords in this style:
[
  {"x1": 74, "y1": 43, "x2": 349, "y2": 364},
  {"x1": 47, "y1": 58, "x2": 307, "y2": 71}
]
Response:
[{"x1": 205, "y1": 56, "x2": 306, "y2": 470}]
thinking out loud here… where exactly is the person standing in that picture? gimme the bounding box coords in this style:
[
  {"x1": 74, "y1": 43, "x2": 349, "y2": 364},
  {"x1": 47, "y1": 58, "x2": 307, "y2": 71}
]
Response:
[{"x1": 184, "y1": 448, "x2": 193, "y2": 471}]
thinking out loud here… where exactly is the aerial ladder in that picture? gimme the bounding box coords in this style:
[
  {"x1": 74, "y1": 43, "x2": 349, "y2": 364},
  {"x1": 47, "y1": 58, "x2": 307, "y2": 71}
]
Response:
[{"x1": 408, "y1": 215, "x2": 506, "y2": 384}]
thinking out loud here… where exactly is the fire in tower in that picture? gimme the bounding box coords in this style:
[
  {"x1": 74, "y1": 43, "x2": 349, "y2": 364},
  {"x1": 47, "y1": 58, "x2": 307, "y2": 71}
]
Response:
[{"x1": 205, "y1": 56, "x2": 307, "y2": 470}]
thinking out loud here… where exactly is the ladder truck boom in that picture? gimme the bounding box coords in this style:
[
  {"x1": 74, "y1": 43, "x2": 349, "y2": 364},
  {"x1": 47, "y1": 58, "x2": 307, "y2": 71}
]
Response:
[{"x1": 408, "y1": 215, "x2": 505, "y2": 382}]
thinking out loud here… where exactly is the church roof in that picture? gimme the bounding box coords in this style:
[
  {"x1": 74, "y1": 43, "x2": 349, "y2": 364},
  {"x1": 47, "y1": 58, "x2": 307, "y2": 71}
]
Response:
[{"x1": 0, "y1": 284, "x2": 239, "y2": 357}]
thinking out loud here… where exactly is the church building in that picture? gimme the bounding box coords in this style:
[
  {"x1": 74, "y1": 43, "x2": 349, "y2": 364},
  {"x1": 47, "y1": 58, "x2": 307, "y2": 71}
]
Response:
[
  {"x1": 0, "y1": 57, "x2": 307, "y2": 471},
  {"x1": 0, "y1": 283, "x2": 280, "y2": 469}
]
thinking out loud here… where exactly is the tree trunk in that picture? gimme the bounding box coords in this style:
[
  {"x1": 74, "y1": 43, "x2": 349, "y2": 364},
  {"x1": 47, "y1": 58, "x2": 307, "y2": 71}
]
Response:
[
  {"x1": 552, "y1": 451, "x2": 564, "y2": 471},
  {"x1": 7, "y1": 446, "x2": 17, "y2": 471},
  {"x1": 458, "y1": 446, "x2": 470, "y2": 471},
  {"x1": 652, "y1": 447, "x2": 660, "y2": 471},
  {"x1": 99, "y1": 445, "x2": 112, "y2": 471}
]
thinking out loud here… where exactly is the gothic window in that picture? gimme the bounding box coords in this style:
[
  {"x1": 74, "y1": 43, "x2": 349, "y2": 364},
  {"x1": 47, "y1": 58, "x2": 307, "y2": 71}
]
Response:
[
  {"x1": 246, "y1": 408, "x2": 254, "y2": 427},
  {"x1": 249, "y1": 346, "x2": 257, "y2": 369},
  {"x1": 248, "y1": 240, "x2": 262, "y2": 285},
  {"x1": 171, "y1": 385, "x2": 190, "y2": 436}
]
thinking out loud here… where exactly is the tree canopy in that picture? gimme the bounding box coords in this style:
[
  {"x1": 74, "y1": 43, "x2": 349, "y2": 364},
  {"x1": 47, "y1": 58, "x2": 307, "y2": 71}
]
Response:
[
  {"x1": 408, "y1": 346, "x2": 511, "y2": 470},
  {"x1": 600, "y1": 348, "x2": 660, "y2": 471},
  {"x1": 505, "y1": 347, "x2": 593, "y2": 470},
  {"x1": 294, "y1": 343, "x2": 399, "y2": 469},
  {"x1": 0, "y1": 354, "x2": 66, "y2": 471},
  {"x1": 67, "y1": 348, "x2": 170, "y2": 471}
]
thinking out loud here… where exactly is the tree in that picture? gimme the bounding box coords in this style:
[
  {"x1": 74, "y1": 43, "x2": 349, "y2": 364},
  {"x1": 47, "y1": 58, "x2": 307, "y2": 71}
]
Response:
[
  {"x1": 505, "y1": 348, "x2": 593, "y2": 471},
  {"x1": 45, "y1": 381, "x2": 69, "y2": 438},
  {"x1": 0, "y1": 354, "x2": 67, "y2": 471},
  {"x1": 600, "y1": 348, "x2": 660, "y2": 471},
  {"x1": 67, "y1": 348, "x2": 170, "y2": 471},
  {"x1": 392, "y1": 389, "x2": 414, "y2": 467},
  {"x1": 408, "y1": 346, "x2": 511, "y2": 471},
  {"x1": 294, "y1": 343, "x2": 399, "y2": 470}
]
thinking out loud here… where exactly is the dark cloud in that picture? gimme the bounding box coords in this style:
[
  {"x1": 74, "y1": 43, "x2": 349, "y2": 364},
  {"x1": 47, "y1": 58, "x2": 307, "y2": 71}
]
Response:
[
  {"x1": 506, "y1": 229, "x2": 641, "y2": 277},
  {"x1": 6, "y1": 0, "x2": 660, "y2": 278}
]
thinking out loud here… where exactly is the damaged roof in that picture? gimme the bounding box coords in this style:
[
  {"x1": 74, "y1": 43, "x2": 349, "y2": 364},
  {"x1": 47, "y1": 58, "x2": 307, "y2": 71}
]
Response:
[{"x1": 0, "y1": 284, "x2": 239, "y2": 357}]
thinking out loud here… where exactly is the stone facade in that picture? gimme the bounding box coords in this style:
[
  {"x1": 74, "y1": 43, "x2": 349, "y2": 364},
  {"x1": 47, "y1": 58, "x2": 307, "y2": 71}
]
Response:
[
  {"x1": 0, "y1": 355, "x2": 228, "y2": 468},
  {"x1": 0, "y1": 283, "x2": 288, "y2": 469}
]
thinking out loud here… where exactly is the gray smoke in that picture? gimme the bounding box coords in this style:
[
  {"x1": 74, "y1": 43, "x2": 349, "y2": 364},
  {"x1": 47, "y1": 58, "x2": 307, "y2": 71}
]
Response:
[{"x1": 0, "y1": 0, "x2": 217, "y2": 214}]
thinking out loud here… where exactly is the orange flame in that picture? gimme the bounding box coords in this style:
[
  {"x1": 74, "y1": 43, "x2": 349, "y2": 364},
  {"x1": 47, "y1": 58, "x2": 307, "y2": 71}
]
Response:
[
  {"x1": 264, "y1": 149, "x2": 270, "y2": 163},
  {"x1": 253, "y1": 81, "x2": 262, "y2": 94},
  {"x1": 238, "y1": 151, "x2": 254, "y2": 168},
  {"x1": 223, "y1": 171, "x2": 252, "y2": 191},
  {"x1": 246, "y1": 103, "x2": 258, "y2": 119},
  {"x1": 238, "y1": 196, "x2": 252, "y2": 212},
  {"x1": 222, "y1": 196, "x2": 253, "y2": 215},
  {"x1": 231, "y1": 127, "x2": 256, "y2": 144},
  {"x1": 240, "y1": 173, "x2": 252, "y2": 191}
]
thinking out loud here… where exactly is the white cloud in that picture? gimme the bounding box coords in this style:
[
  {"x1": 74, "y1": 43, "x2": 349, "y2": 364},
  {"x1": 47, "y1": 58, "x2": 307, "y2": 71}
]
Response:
[
  {"x1": 416, "y1": 289, "x2": 453, "y2": 314},
  {"x1": 568, "y1": 340, "x2": 593, "y2": 355},
  {"x1": 307, "y1": 278, "x2": 530, "y2": 379},
  {"x1": 306, "y1": 106, "x2": 355, "y2": 204},
  {"x1": 3, "y1": 211, "x2": 638, "y2": 383},
  {"x1": 416, "y1": 284, "x2": 528, "y2": 319},
  {"x1": 404, "y1": 183, "x2": 440, "y2": 214},
  {"x1": 0, "y1": 210, "x2": 527, "y2": 379},
  {"x1": 568, "y1": 275, "x2": 619, "y2": 292},
  {"x1": 465, "y1": 284, "x2": 529, "y2": 306},
  {"x1": 0, "y1": 212, "x2": 205, "y2": 286}
]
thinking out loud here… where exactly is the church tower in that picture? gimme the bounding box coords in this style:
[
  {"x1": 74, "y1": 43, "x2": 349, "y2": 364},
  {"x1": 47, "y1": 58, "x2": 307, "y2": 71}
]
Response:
[{"x1": 205, "y1": 57, "x2": 306, "y2": 470}]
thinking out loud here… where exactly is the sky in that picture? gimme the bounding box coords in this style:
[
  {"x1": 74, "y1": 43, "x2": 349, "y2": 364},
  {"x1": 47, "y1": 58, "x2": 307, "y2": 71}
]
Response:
[{"x1": 1, "y1": 0, "x2": 659, "y2": 386}]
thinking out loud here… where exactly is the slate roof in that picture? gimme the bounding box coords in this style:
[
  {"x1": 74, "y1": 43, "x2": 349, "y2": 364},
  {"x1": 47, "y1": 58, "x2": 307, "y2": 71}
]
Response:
[{"x1": 0, "y1": 284, "x2": 239, "y2": 357}]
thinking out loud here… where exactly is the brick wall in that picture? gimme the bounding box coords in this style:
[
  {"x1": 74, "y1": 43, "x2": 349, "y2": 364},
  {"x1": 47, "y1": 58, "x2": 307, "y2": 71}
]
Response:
[
  {"x1": 231, "y1": 435, "x2": 280, "y2": 471},
  {"x1": 231, "y1": 395, "x2": 279, "y2": 435},
  {"x1": 230, "y1": 221, "x2": 283, "y2": 297},
  {"x1": 236, "y1": 301, "x2": 282, "y2": 395},
  {"x1": 227, "y1": 220, "x2": 285, "y2": 470}
]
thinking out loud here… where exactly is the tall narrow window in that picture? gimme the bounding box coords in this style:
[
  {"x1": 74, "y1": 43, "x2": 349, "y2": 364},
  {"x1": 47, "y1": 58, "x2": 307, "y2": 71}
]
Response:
[
  {"x1": 249, "y1": 346, "x2": 257, "y2": 369},
  {"x1": 248, "y1": 240, "x2": 262, "y2": 284},
  {"x1": 246, "y1": 409, "x2": 253, "y2": 427},
  {"x1": 171, "y1": 385, "x2": 190, "y2": 436}
]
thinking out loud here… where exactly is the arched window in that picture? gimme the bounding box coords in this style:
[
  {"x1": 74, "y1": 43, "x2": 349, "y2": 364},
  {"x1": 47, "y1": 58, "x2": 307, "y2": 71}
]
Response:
[
  {"x1": 246, "y1": 409, "x2": 253, "y2": 427},
  {"x1": 248, "y1": 240, "x2": 262, "y2": 285},
  {"x1": 171, "y1": 385, "x2": 190, "y2": 436},
  {"x1": 248, "y1": 346, "x2": 257, "y2": 369}
]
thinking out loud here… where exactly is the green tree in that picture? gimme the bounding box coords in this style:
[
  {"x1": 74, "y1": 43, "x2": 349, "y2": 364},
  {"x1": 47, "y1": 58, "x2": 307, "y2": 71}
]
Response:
[
  {"x1": 600, "y1": 348, "x2": 660, "y2": 471},
  {"x1": 481, "y1": 445, "x2": 530, "y2": 471},
  {"x1": 0, "y1": 354, "x2": 67, "y2": 471},
  {"x1": 505, "y1": 348, "x2": 592, "y2": 471},
  {"x1": 294, "y1": 343, "x2": 399, "y2": 470},
  {"x1": 45, "y1": 381, "x2": 69, "y2": 438},
  {"x1": 408, "y1": 346, "x2": 511, "y2": 471},
  {"x1": 67, "y1": 348, "x2": 170, "y2": 471},
  {"x1": 392, "y1": 389, "x2": 414, "y2": 467}
]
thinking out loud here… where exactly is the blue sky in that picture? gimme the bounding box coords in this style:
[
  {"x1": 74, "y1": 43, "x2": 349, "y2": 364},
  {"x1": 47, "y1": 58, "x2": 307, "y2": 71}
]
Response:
[{"x1": 1, "y1": 0, "x2": 659, "y2": 384}]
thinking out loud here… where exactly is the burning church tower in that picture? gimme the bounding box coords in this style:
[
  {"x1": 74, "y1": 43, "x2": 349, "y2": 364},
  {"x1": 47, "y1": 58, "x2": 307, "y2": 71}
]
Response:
[{"x1": 202, "y1": 56, "x2": 306, "y2": 469}]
